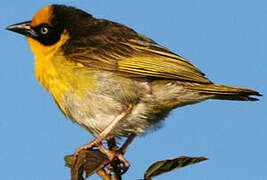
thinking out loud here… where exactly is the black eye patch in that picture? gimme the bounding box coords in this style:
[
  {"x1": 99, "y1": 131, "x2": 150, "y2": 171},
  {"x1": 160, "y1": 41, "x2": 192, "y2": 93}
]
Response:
[{"x1": 33, "y1": 24, "x2": 63, "y2": 46}]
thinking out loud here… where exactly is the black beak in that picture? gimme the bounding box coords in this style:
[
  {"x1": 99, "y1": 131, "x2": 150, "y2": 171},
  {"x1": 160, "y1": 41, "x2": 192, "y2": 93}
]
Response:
[{"x1": 6, "y1": 21, "x2": 38, "y2": 38}]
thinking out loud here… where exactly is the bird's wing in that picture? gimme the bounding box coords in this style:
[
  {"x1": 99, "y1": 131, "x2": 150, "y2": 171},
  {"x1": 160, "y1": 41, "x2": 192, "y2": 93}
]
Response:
[{"x1": 65, "y1": 34, "x2": 212, "y2": 84}]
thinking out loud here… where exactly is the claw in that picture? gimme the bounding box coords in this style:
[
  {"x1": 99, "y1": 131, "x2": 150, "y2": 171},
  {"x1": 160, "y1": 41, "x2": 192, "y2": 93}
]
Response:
[
  {"x1": 71, "y1": 105, "x2": 134, "y2": 177},
  {"x1": 71, "y1": 140, "x2": 130, "y2": 177}
]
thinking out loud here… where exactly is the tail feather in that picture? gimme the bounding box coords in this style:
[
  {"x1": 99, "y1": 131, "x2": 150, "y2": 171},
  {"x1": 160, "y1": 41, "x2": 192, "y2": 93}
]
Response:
[{"x1": 186, "y1": 84, "x2": 262, "y2": 101}]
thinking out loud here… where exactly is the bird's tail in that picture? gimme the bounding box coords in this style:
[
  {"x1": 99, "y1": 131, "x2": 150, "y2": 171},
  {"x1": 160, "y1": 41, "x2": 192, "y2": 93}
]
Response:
[{"x1": 186, "y1": 84, "x2": 262, "y2": 101}]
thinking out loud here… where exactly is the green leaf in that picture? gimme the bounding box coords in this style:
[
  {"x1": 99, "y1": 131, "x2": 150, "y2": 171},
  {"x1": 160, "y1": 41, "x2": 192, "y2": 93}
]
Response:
[{"x1": 144, "y1": 156, "x2": 208, "y2": 180}]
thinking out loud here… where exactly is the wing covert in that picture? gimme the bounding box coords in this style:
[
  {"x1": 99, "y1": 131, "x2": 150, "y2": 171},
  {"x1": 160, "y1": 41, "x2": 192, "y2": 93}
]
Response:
[{"x1": 65, "y1": 33, "x2": 212, "y2": 84}]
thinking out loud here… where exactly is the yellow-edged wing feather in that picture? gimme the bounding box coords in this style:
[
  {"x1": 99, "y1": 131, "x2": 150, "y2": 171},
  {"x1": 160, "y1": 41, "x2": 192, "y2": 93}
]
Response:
[{"x1": 65, "y1": 34, "x2": 212, "y2": 84}]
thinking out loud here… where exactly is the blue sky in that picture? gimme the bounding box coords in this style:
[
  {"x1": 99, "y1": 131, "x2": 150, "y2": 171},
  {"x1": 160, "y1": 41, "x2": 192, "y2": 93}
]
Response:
[{"x1": 1, "y1": 0, "x2": 266, "y2": 179}]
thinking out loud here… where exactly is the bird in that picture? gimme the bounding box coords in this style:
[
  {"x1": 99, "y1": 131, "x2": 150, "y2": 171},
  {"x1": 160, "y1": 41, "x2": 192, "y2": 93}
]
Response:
[{"x1": 7, "y1": 4, "x2": 261, "y2": 175}]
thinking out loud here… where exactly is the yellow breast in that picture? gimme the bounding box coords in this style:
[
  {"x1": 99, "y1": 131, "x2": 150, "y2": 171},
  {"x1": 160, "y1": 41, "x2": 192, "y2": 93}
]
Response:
[{"x1": 27, "y1": 31, "x2": 95, "y2": 114}]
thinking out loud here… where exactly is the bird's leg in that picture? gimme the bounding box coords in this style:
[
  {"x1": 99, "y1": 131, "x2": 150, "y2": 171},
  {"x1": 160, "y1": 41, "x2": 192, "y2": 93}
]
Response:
[
  {"x1": 107, "y1": 137, "x2": 118, "y2": 151},
  {"x1": 107, "y1": 134, "x2": 136, "y2": 154},
  {"x1": 105, "y1": 134, "x2": 137, "y2": 176},
  {"x1": 72, "y1": 105, "x2": 133, "y2": 172},
  {"x1": 119, "y1": 134, "x2": 136, "y2": 155},
  {"x1": 106, "y1": 137, "x2": 121, "y2": 179}
]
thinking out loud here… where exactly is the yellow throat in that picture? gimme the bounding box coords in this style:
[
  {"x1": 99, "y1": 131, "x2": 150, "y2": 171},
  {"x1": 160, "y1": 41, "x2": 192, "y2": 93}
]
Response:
[{"x1": 26, "y1": 31, "x2": 71, "y2": 113}]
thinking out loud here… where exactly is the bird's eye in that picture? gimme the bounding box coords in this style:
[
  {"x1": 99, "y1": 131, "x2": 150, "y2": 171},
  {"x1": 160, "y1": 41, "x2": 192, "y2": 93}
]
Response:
[{"x1": 40, "y1": 26, "x2": 49, "y2": 35}]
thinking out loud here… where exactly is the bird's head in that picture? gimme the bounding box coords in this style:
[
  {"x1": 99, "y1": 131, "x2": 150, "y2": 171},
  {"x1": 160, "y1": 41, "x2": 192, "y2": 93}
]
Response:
[{"x1": 6, "y1": 5, "x2": 95, "y2": 57}]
